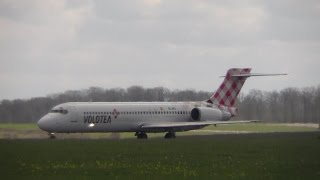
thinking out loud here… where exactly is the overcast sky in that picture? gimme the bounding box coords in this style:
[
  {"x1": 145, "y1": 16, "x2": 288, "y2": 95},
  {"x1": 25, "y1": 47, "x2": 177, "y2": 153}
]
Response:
[{"x1": 1, "y1": 0, "x2": 320, "y2": 100}]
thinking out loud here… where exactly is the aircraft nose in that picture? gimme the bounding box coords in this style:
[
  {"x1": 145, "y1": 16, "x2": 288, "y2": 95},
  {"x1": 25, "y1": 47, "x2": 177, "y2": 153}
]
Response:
[{"x1": 37, "y1": 115, "x2": 51, "y2": 131}]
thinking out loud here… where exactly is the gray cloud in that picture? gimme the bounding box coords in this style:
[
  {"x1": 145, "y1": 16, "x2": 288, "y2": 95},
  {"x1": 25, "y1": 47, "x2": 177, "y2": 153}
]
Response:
[{"x1": 0, "y1": 0, "x2": 319, "y2": 100}]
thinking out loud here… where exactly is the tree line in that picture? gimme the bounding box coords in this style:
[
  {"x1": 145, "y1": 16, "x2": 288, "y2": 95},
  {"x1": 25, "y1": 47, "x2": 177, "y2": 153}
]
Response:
[{"x1": 0, "y1": 85, "x2": 320, "y2": 123}]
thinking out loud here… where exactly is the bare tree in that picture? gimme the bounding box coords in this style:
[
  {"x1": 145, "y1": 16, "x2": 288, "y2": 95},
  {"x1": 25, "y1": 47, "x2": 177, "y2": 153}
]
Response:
[{"x1": 1, "y1": 85, "x2": 320, "y2": 123}]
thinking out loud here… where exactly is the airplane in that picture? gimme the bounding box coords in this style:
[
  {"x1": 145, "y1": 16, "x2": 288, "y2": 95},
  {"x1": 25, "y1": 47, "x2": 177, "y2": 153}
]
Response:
[{"x1": 37, "y1": 68, "x2": 286, "y2": 139}]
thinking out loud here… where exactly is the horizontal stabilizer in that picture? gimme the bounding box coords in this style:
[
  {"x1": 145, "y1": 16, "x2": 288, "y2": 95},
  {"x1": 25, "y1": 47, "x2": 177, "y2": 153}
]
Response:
[{"x1": 220, "y1": 73, "x2": 287, "y2": 78}]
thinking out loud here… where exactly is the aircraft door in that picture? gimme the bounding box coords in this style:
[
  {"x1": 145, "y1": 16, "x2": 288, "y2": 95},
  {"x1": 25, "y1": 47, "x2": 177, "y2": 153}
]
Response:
[{"x1": 65, "y1": 105, "x2": 80, "y2": 131}]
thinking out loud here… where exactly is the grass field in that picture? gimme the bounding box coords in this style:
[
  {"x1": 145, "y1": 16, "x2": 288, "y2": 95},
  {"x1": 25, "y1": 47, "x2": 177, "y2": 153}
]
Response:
[
  {"x1": 0, "y1": 123, "x2": 319, "y2": 139},
  {"x1": 1, "y1": 132, "x2": 320, "y2": 180}
]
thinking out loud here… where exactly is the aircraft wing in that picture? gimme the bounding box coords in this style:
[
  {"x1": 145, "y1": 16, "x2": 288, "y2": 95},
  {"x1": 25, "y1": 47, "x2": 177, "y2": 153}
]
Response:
[{"x1": 140, "y1": 120, "x2": 259, "y2": 132}]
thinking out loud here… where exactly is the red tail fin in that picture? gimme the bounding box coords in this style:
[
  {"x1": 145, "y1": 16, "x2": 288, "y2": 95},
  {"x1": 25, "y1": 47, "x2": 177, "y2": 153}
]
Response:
[{"x1": 208, "y1": 68, "x2": 252, "y2": 107}]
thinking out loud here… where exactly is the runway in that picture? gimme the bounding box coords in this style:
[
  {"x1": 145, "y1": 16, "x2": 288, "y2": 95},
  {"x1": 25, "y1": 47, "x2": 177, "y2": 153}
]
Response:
[
  {"x1": 0, "y1": 123, "x2": 319, "y2": 139},
  {"x1": 180, "y1": 131, "x2": 320, "y2": 140}
]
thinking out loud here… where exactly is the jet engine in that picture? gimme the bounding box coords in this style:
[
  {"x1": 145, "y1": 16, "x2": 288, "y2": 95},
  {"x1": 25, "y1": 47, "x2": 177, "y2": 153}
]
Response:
[{"x1": 190, "y1": 107, "x2": 231, "y2": 121}]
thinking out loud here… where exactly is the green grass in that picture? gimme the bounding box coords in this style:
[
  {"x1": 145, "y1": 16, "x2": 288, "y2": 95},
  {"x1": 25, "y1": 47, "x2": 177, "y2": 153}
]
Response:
[
  {"x1": 1, "y1": 133, "x2": 320, "y2": 180},
  {"x1": 0, "y1": 123, "x2": 38, "y2": 130}
]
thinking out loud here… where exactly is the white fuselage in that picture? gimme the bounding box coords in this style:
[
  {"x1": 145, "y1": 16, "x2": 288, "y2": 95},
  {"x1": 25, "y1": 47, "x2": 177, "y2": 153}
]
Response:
[
  {"x1": 36, "y1": 68, "x2": 282, "y2": 137},
  {"x1": 37, "y1": 101, "x2": 229, "y2": 133}
]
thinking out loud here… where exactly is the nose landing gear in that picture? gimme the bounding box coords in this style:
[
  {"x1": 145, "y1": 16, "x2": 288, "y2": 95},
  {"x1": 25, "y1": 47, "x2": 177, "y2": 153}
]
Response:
[{"x1": 48, "y1": 132, "x2": 56, "y2": 139}]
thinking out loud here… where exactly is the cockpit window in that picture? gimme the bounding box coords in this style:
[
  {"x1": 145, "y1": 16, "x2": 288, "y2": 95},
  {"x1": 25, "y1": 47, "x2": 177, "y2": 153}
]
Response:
[{"x1": 50, "y1": 107, "x2": 68, "y2": 114}]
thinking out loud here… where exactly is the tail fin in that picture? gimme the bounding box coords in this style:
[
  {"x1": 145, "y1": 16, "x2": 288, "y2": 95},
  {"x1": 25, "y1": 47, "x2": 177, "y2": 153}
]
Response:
[
  {"x1": 207, "y1": 68, "x2": 286, "y2": 107},
  {"x1": 207, "y1": 68, "x2": 251, "y2": 107}
]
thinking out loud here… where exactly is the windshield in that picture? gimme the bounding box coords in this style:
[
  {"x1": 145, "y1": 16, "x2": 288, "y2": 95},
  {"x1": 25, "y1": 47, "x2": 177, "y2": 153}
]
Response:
[{"x1": 50, "y1": 107, "x2": 68, "y2": 114}]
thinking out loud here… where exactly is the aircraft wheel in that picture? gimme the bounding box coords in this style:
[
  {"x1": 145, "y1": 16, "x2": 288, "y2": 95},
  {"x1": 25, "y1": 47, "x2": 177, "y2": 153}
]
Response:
[
  {"x1": 164, "y1": 132, "x2": 176, "y2": 139},
  {"x1": 142, "y1": 133, "x2": 148, "y2": 139},
  {"x1": 135, "y1": 132, "x2": 148, "y2": 139}
]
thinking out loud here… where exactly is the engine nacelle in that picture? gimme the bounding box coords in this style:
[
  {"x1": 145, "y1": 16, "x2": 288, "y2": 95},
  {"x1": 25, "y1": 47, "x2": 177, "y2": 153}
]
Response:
[{"x1": 190, "y1": 107, "x2": 231, "y2": 121}]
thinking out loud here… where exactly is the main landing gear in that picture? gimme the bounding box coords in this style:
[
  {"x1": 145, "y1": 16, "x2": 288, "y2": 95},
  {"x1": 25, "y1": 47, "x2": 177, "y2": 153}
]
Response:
[
  {"x1": 135, "y1": 132, "x2": 148, "y2": 139},
  {"x1": 164, "y1": 132, "x2": 176, "y2": 139},
  {"x1": 48, "y1": 132, "x2": 56, "y2": 139},
  {"x1": 135, "y1": 131, "x2": 176, "y2": 139}
]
